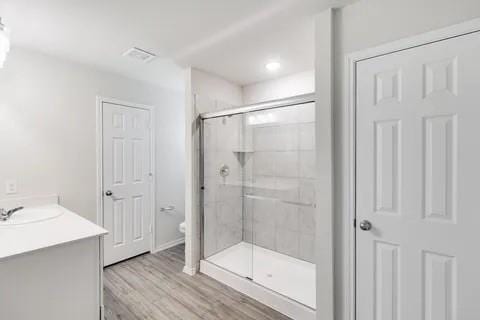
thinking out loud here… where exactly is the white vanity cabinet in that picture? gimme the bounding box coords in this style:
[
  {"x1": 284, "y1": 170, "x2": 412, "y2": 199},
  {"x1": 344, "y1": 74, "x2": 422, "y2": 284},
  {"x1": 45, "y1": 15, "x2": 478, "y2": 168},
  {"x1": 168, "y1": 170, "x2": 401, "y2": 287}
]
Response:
[{"x1": 0, "y1": 196, "x2": 107, "y2": 320}]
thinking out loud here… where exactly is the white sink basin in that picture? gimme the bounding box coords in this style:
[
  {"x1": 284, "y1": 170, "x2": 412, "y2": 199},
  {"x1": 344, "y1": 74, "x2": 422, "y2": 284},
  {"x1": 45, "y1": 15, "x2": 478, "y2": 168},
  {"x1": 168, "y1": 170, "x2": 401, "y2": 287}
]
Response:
[{"x1": 0, "y1": 206, "x2": 64, "y2": 226}]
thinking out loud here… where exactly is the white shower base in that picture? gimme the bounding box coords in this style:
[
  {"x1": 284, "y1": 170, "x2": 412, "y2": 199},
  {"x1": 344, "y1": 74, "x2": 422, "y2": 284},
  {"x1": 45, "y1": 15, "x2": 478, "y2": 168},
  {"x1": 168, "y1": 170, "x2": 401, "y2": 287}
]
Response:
[{"x1": 205, "y1": 242, "x2": 316, "y2": 309}]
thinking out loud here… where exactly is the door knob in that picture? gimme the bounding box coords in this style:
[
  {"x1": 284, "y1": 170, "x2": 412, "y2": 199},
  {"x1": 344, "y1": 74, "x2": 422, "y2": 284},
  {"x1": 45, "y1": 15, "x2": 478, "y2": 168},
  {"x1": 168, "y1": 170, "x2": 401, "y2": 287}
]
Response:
[
  {"x1": 105, "y1": 190, "x2": 113, "y2": 196},
  {"x1": 359, "y1": 220, "x2": 372, "y2": 231}
]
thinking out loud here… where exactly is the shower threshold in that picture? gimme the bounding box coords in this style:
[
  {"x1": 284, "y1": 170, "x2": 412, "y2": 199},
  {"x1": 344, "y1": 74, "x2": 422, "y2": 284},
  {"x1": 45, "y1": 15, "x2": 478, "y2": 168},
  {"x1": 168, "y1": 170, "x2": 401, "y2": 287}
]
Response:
[{"x1": 201, "y1": 242, "x2": 316, "y2": 319}]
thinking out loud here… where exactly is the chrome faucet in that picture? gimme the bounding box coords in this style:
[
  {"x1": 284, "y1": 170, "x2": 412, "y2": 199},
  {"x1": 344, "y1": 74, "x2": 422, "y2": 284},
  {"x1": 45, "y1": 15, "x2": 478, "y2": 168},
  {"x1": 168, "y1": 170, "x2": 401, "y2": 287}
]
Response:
[{"x1": 0, "y1": 206, "x2": 24, "y2": 221}]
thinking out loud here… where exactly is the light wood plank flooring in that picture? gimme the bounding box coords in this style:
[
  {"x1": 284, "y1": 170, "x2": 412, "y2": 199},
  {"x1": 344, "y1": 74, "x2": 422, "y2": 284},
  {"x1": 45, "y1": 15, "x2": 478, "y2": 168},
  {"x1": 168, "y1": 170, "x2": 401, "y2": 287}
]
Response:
[{"x1": 104, "y1": 244, "x2": 291, "y2": 320}]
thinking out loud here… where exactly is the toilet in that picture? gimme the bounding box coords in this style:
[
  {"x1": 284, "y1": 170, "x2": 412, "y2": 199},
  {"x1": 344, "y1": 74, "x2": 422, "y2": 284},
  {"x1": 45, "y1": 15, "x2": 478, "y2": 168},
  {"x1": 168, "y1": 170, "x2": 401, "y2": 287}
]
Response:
[{"x1": 179, "y1": 221, "x2": 185, "y2": 234}]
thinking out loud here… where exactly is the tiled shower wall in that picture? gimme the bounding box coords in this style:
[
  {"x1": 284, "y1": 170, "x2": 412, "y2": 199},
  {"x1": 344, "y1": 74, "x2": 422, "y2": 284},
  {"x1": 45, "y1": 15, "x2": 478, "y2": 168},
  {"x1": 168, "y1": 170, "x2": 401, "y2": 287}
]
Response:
[
  {"x1": 199, "y1": 96, "x2": 244, "y2": 258},
  {"x1": 243, "y1": 104, "x2": 316, "y2": 263}
]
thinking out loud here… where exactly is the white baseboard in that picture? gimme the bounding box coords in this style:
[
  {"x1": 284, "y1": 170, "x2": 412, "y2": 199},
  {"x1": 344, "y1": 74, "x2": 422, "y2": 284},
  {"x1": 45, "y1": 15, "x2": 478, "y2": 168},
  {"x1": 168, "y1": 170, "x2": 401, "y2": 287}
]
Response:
[
  {"x1": 183, "y1": 264, "x2": 198, "y2": 276},
  {"x1": 152, "y1": 237, "x2": 185, "y2": 254},
  {"x1": 200, "y1": 260, "x2": 315, "y2": 320}
]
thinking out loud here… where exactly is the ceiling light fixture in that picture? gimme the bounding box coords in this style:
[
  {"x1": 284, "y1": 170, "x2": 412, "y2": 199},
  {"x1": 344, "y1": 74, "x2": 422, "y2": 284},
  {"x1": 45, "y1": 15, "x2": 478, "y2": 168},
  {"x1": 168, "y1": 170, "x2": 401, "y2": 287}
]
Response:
[
  {"x1": 0, "y1": 17, "x2": 10, "y2": 68},
  {"x1": 265, "y1": 61, "x2": 281, "y2": 72}
]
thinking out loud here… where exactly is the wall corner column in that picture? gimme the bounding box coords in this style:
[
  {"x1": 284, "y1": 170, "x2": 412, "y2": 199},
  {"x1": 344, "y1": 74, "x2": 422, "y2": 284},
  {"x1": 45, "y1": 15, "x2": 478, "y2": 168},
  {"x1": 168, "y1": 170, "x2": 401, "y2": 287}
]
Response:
[{"x1": 315, "y1": 7, "x2": 335, "y2": 320}]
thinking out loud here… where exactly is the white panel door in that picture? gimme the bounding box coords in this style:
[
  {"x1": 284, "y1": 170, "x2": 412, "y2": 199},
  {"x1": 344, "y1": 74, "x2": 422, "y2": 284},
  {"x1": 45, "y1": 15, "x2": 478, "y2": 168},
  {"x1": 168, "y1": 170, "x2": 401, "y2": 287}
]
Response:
[
  {"x1": 103, "y1": 102, "x2": 152, "y2": 266},
  {"x1": 356, "y1": 31, "x2": 480, "y2": 320}
]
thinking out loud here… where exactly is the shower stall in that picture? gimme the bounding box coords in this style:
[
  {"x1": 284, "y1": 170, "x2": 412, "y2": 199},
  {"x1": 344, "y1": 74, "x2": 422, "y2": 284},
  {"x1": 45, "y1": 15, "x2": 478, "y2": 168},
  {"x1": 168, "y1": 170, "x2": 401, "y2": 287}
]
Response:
[{"x1": 199, "y1": 94, "x2": 316, "y2": 317}]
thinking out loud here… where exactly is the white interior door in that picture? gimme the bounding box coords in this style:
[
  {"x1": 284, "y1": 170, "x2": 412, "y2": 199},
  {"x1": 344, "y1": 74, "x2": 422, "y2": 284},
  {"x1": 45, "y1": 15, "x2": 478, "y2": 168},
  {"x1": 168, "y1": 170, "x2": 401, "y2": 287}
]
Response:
[
  {"x1": 356, "y1": 31, "x2": 480, "y2": 319},
  {"x1": 102, "y1": 102, "x2": 152, "y2": 266}
]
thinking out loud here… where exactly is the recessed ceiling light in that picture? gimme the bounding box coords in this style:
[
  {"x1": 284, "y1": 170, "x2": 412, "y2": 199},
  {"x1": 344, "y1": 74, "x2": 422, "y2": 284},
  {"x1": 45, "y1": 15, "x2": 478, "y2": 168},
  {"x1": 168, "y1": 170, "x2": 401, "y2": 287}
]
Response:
[{"x1": 265, "y1": 61, "x2": 281, "y2": 72}]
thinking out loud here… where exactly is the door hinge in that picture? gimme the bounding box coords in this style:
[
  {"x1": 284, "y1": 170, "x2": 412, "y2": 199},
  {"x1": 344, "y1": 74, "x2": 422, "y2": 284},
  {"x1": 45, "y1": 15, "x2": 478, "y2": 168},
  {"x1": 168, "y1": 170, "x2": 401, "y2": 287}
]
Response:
[{"x1": 353, "y1": 218, "x2": 357, "y2": 228}]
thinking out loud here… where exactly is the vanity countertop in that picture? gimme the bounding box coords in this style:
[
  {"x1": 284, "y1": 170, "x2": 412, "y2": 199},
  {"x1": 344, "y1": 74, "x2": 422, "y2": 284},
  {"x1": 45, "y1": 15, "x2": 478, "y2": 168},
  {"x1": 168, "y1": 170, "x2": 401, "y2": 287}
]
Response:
[{"x1": 0, "y1": 197, "x2": 107, "y2": 261}]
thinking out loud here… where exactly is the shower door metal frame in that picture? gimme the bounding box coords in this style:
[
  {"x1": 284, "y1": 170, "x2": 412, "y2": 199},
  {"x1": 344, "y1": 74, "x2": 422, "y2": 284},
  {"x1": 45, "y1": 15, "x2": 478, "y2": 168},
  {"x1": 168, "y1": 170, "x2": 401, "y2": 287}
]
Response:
[
  {"x1": 198, "y1": 93, "x2": 315, "y2": 260},
  {"x1": 200, "y1": 93, "x2": 316, "y2": 120}
]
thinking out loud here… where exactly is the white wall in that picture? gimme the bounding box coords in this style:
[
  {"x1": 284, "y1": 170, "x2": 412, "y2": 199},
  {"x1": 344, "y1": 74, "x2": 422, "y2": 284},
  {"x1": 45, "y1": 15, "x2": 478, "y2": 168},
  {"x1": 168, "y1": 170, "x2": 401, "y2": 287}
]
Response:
[
  {"x1": 191, "y1": 68, "x2": 243, "y2": 106},
  {"x1": 155, "y1": 92, "x2": 186, "y2": 248},
  {"x1": 242, "y1": 70, "x2": 314, "y2": 105},
  {"x1": 330, "y1": 1, "x2": 480, "y2": 319},
  {"x1": 0, "y1": 47, "x2": 185, "y2": 250}
]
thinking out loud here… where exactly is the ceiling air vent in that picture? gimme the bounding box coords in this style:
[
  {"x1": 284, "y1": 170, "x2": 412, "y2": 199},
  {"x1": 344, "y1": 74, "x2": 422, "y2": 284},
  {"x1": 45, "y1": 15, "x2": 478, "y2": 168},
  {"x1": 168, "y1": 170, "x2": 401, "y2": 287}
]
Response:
[{"x1": 123, "y1": 47, "x2": 156, "y2": 63}]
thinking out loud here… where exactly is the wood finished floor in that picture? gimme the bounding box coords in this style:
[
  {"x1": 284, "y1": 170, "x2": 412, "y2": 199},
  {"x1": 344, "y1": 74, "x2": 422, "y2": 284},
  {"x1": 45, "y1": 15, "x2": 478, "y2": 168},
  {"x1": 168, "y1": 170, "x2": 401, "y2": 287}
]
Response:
[{"x1": 104, "y1": 244, "x2": 291, "y2": 320}]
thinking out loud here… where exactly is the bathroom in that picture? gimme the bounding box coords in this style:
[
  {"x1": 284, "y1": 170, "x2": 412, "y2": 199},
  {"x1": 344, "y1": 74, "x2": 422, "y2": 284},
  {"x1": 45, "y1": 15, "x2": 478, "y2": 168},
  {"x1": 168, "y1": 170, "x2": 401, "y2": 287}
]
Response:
[{"x1": 2, "y1": 1, "x2": 480, "y2": 320}]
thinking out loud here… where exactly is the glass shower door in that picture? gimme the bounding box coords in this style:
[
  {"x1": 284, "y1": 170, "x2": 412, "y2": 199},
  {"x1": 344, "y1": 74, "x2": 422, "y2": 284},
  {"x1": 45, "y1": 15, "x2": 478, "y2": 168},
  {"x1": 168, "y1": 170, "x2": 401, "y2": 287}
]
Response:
[
  {"x1": 202, "y1": 113, "x2": 253, "y2": 279},
  {"x1": 201, "y1": 100, "x2": 316, "y2": 309},
  {"x1": 245, "y1": 103, "x2": 317, "y2": 309}
]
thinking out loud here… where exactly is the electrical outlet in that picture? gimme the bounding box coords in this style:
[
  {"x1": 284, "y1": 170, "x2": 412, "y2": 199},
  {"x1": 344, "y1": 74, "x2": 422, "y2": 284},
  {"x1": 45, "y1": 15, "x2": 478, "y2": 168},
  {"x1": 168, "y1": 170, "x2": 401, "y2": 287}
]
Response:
[{"x1": 5, "y1": 179, "x2": 17, "y2": 195}]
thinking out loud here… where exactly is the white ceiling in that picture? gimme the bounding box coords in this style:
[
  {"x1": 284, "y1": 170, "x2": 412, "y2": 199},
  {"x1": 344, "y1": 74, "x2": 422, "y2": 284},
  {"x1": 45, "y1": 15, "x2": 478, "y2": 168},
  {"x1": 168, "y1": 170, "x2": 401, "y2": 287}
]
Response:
[{"x1": 0, "y1": 0, "x2": 349, "y2": 90}]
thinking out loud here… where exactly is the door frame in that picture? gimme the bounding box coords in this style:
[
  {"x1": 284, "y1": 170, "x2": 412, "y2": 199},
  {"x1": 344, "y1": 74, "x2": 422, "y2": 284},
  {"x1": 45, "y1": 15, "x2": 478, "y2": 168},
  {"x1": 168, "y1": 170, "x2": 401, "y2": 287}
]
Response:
[
  {"x1": 343, "y1": 17, "x2": 480, "y2": 320},
  {"x1": 95, "y1": 96, "x2": 157, "y2": 258}
]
